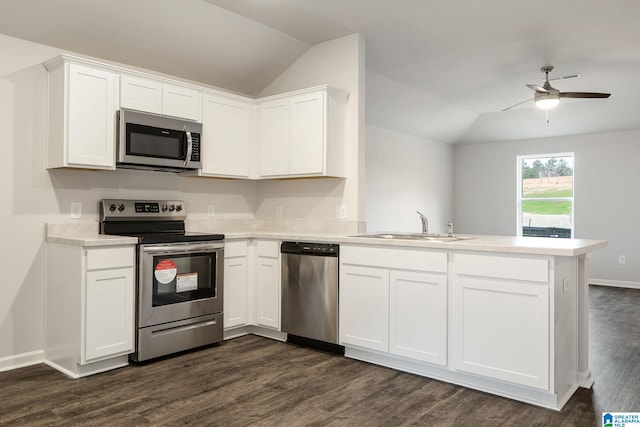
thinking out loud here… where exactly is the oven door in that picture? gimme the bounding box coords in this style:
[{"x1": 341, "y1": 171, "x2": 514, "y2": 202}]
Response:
[{"x1": 138, "y1": 241, "x2": 223, "y2": 328}]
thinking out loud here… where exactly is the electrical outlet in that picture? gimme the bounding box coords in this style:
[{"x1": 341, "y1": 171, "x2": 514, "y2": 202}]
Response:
[
  {"x1": 562, "y1": 278, "x2": 569, "y2": 293},
  {"x1": 276, "y1": 206, "x2": 283, "y2": 218},
  {"x1": 618, "y1": 255, "x2": 626, "y2": 265},
  {"x1": 70, "y1": 202, "x2": 82, "y2": 219},
  {"x1": 336, "y1": 205, "x2": 348, "y2": 219},
  {"x1": 207, "y1": 205, "x2": 215, "y2": 217}
]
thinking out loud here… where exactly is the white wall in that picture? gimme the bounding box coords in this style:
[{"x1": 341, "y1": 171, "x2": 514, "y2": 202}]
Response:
[
  {"x1": 453, "y1": 130, "x2": 640, "y2": 286},
  {"x1": 0, "y1": 34, "x2": 257, "y2": 367},
  {"x1": 365, "y1": 125, "x2": 453, "y2": 234},
  {"x1": 258, "y1": 34, "x2": 365, "y2": 222}
]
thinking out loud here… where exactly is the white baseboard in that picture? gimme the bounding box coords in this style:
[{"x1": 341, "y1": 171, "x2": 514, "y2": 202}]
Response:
[
  {"x1": 590, "y1": 278, "x2": 640, "y2": 290},
  {"x1": 0, "y1": 350, "x2": 44, "y2": 372}
]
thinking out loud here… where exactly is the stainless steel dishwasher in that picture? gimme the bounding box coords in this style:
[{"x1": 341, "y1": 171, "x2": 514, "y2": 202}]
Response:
[{"x1": 281, "y1": 242, "x2": 342, "y2": 353}]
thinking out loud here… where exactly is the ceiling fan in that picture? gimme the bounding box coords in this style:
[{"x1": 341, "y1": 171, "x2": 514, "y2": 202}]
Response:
[{"x1": 503, "y1": 66, "x2": 611, "y2": 111}]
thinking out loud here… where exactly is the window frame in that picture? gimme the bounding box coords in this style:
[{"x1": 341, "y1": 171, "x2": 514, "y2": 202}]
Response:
[{"x1": 516, "y1": 152, "x2": 574, "y2": 238}]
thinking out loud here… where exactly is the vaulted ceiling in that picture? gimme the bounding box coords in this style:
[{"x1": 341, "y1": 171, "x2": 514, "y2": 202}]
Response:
[{"x1": 2, "y1": 0, "x2": 639, "y2": 143}]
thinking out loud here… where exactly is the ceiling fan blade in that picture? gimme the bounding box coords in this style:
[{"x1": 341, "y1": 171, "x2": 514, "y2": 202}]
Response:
[
  {"x1": 549, "y1": 73, "x2": 581, "y2": 82},
  {"x1": 502, "y1": 97, "x2": 534, "y2": 111},
  {"x1": 559, "y1": 92, "x2": 611, "y2": 99},
  {"x1": 527, "y1": 84, "x2": 548, "y2": 93}
]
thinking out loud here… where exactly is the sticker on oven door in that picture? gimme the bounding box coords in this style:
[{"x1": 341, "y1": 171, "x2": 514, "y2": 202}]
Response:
[
  {"x1": 154, "y1": 259, "x2": 177, "y2": 284},
  {"x1": 176, "y1": 273, "x2": 198, "y2": 292}
]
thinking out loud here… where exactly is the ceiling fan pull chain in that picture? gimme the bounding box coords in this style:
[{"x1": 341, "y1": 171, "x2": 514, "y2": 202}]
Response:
[{"x1": 545, "y1": 109, "x2": 550, "y2": 126}]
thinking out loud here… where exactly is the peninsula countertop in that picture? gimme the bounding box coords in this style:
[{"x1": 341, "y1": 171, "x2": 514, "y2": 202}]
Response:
[{"x1": 222, "y1": 232, "x2": 607, "y2": 257}]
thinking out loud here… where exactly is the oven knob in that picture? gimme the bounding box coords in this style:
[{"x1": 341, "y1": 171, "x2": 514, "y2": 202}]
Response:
[
  {"x1": 109, "y1": 204, "x2": 117, "y2": 212},
  {"x1": 169, "y1": 204, "x2": 175, "y2": 212},
  {"x1": 176, "y1": 204, "x2": 183, "y2": 212},
  {"x1": 118, "y1": 204, "x2": 125, "y2": 212},
  {"x1": 161, "y1": 205, "x2": 168, "y2": 212}
]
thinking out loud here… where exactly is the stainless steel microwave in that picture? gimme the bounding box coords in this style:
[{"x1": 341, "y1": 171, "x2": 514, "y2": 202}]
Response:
[{"x1": 117, "y1": 109, "x2": 203, "y2": 172}]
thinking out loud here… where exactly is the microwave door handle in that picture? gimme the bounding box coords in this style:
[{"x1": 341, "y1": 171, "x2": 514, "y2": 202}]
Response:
[{"x1": 183, "y1": 125, "x2": 193, "y2": 168}]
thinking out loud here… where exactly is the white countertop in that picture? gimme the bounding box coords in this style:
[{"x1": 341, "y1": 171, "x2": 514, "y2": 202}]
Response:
[
  {"x1": 45, "y1": 222, "x2": 607, "y2": 256},
  {"x1": 225, "y1": 232, "x2": 607, "y2": 257},
  {"x1": 46, "y1": 234, "x2": 139, "y2": 247}
]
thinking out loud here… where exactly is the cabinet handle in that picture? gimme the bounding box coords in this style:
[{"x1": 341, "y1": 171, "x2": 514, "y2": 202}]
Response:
[
  {"x1": 183, "y1": 125, "x2": 193, "y2": 168},
  {"x1": 151, "y1": 319, "x2": 217, "y2": 336}
]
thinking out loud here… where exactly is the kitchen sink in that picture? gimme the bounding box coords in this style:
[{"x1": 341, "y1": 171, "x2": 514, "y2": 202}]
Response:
[{"x1": 350, "y1": 233, "x2": 474, "y2": 242}]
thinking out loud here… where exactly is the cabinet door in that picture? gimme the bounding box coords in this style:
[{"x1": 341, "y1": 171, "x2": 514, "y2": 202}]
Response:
[
  {"x1": 162, "y1": 83, "x2": 201, "y2": 121},
  {"x1": 201, "y1": 94, "x2": 252, "y2": 178},
  {"x1": 258, "y1": 99, "x2": 290, "y2": 177},
  {"x1": 120, "y1": 74, "x2": 162, "y2": 114},
  {"x1": 389, "y1": 271, "x2": 447, "y2": 365},
  {"x1": 453, "y1": 277, "x2": 549, "y2": 389},
  {"x1": 290, "y1": 91, "x2": 325, "y2": 175},
  {"x1": 224, "y1": 255, "x2": 249, "y2": 329},
  {"x1": 84, "y1": 266, "x2": 134, "y2": 362},
  {"x1": 254, "y1": 253, "x2": 280, "y2": 329},
  {"x1": 339, "y1": 265, "x2": 389, "y2": 352},
  {"x1": 67, "y1": 64, "x2": 118, "y2": 168}
]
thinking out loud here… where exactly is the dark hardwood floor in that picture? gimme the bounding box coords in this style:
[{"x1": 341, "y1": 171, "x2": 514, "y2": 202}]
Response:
[{"x1": 1, "y1": 285, "x2": 638, "y2": 426}]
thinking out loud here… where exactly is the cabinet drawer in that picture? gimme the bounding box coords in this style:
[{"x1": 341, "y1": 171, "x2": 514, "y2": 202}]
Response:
[
  {"x1": 455, "y1": 253, "x2": 549, "y2": 283},
  {"x1": 341, "y1": 245, "x2": 447, "y2": 273},
  {"x1": 255, "y1": 240, "x2": 279, "y2": 258},
  {"x1": 86, "y1": 246, "x2": 135, "y2": 270},
  {"x1": 225, "y1": 240, "x2": 249, "y2": 258}
]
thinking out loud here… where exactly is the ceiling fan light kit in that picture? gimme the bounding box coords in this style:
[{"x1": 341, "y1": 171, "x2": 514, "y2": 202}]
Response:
[{"x1": 535, "y1": 92, "x2": 560, "y2": 109}]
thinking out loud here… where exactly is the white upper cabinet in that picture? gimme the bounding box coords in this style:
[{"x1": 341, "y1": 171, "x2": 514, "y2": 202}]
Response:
[
  {"x1": 258, "y1": 86, "x2": 348, "y2": 179},
  {"x1": 120, "y1": 74, "x2": 162, "y2": 114},
  {"x1": 44, "y1": 55, "x2": 349, "y2": 178},
  {"x1": 121, "y1": 74, "x2": 201, "y2": 122},
  {"x1": 196, "y1": 93, "x2": 254, "y2": 178},
  {"x1": 45, "y1": 59, "x2": 119, "y2": 170},
  {"x1": 162, "y1": 83, "x2": 201, "y2": 121},
  {"x1": 290, "y1": 91, "x2": 325, "y2": 175},
  {"x1": 258, "y1": 98, "x2": 290, "y2": 176}
]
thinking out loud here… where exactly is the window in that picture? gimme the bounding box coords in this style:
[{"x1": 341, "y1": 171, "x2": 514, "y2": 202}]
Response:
[{"x1": 517, "y1": 153, "x2": 574, "y2": 238}]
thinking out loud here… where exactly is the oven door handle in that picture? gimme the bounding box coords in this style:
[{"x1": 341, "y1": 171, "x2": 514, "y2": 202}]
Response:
[{"x1": 142, "y1": 243, "x2": 223, "y2": 255}]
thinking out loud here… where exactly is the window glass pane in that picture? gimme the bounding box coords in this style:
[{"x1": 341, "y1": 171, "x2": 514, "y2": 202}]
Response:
[
  {"x1": 521, "y1": 156, "x2": 573, "y2": 199},
  {"x1": 523, "y1": 200, "x2": 572, "y2": 238}
]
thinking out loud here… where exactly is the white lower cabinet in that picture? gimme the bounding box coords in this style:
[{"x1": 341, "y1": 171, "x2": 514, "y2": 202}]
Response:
[
  {"x1": 389, "y1": 270, "x2": 447, "y2": 365},
  {"x1": 340, "y1": 265, "x2": 389, "y2": 352},
  {"x1": 253, "y1": 240, "x2": 280, "y2": 329},
  {"x1": 452, "y1": 252, "x2": 550, "y2": 390},
  {"x1": 84, "y1": 267, "x2": 134, "y2": 361},
  {"x1": 223, "y1": 239, "x2": 281, "y2": 337},
  {"x1": 453, "y1": 276, "x2": 549, "y2": 389},
  {"x1": 45, "y1": 244, "x2": 135, "y2": 378},
  {"x1": 339, "y1": 245, "x2": 448, "y2": 365},
  {"x1": 223, "y1": 240, "x2": 250, "y2": 329}
]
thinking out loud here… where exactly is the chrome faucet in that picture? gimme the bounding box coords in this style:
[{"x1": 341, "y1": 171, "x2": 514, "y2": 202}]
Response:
[{"x1": 416, "y1": 210, "x2": 428, "y2": 234}]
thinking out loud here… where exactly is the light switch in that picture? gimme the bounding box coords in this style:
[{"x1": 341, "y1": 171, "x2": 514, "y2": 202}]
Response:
[{"x1": 70, "y1": 202, "x2": 82, "y2": 219}]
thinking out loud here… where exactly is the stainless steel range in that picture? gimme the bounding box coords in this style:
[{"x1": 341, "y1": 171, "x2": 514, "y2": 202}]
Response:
[{"x1": 100, "y1": 199, "x2": 224, "y2": 362}]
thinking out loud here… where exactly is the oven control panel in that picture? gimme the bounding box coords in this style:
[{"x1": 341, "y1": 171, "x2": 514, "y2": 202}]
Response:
[{"x1": 101, "y1": 199, "x2": 186, "y2": 220}]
